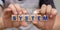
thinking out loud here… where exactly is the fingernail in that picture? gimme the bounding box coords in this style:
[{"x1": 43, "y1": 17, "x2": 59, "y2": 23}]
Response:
[
  {"x1": 50, "y1": 15, "x2": 53, "y2": 18},
  {"x1": 53, "y1": 10, "x2": 57, "y2": 15},
  {"x1": 19, "y1": 12, "x2": 22, "y2": 15}
]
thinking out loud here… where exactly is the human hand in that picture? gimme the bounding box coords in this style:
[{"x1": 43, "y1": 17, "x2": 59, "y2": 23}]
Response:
[
  {"x1": 2, "y1": 3, "x2": 28, "y2": 29},
  {"x1": 33, "y1": 4, "x2": 57, "y2": 30}
]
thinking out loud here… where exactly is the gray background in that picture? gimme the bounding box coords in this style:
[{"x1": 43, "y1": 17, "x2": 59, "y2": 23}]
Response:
[{"x1": 54, "y1": 0, "x2": 60, "y2": 15}]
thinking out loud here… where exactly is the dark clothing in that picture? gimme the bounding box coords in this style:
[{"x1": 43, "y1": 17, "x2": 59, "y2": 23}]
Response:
[
  {"x1": 39, "y1": 0, "x2": 55, "y2": 8},
  {"x1": 2, "y1": 0, "x2": 5, "y2": 3}
]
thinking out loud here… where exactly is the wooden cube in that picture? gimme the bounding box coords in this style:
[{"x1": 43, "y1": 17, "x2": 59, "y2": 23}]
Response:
[
  {"x1": 18, "y1": 15, "x2": 24, "y2": 21},
  {"x1": 37, "y1": 15, "x2": 41, "y2": 21},
  {"x1": 42, "y1": 15, "x2": 48, "y2": 21},
  {"x1": 24, "y1": 15, "x2": 29, "y2": 21},
  {"x1": 12, "y1": 15, "x2": 17, "y2": 21},
  {"x1": 30, "y1": 15, "x2": 36, "y2": 21}
]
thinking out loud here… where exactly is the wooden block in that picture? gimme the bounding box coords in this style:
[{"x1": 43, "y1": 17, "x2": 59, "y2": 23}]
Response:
[
  {"x1": 42, "y1": 15, "x2": 48, "y2": 21},
  {"x1": 37, "y1": 15, "x2": 41, "y2": 21},
  {"x1": 30, "y1": 15, "x2": 36, "y2": 21},
  {"x1": 24, "y1": 15, "x2": 29, "y2": 21},
  {"x1": 12, "y1": 15, "x2": 17, "y2": 21},
  {"x1": 18, "y1": 15, "x2": 24, "y2": 21}
]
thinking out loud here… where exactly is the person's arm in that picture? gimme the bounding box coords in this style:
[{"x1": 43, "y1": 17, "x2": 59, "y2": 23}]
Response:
[
  {"x1": 39, "y1": 0, "x2": 55, "y2": 8},
  {"x1": 0, "y1": 17, "x2": 4, "y2": 30}
]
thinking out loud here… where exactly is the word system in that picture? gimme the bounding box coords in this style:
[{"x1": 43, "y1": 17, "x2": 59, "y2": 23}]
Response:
[{"x1": 12, "y1": 15, "x2": 48, "y2": 21}]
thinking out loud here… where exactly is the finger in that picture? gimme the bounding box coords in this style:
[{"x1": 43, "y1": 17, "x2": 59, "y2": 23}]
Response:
[
  {"x1": 19, "y1": 10, "x2": 23, "y2": 15},
  {"x1": 50, "y1": 8, "x2": 57, "y2": 18},
  {"x1": 51, "y1": 8, "x2": 57, "y2": 16},
  {"x1": 32, "y1": 20, "x2": 38, "y2": 25},
  {"x1": 13, "y1": 21, "x2": 21, "y2": 27},
  {"x1": 33, "y1": 9, "x2": 41, "y2": 14},
  {"x1": 21, "y1": 21, "x2": 28, "y2": 27},
  {"x1": 14, "y1": 3, "x2": 22, "y2": 14},
  {"x1": 41, "y1": 4, "x2": 47, "y2": 14},
  {"x1": 32, "y1": 20, "x2": 40, "y2": 28},
  {"x1": 4, "y1": 8, "x2": 12, "y2": 15},
  {"x1": 38, "y1": 22, "x2": 45, "y2": 29},
  {"x1": 8, "y1": 4, "x2": 21, "y2": 27},
  {"x1": 9, "y1": 4, "x2": 20, "y2": 27},
  {"x1": 32, "y1": 20, "x2": 45, "y2": 29},
  {"x1": 8, "y1": 4, "x2": 17, "y2": 15},
  {"x1": 4, "y1": 8, "x2": 11, "y2": 12},
  {"x1": 22, "y1": 8, "x2": 27, "y2": 14},
  {"x1": 3, "y1": 8, "x2": 12, "y2": 18},
  {"x1": 46, "y1": 5, "x2": 52, "y2": 15}
]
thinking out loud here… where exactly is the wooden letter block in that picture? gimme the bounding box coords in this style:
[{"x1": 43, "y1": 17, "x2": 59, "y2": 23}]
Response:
[
  {"x1": 42, "y1": 15, "x2": 48, "y2": 21},
  {"x1": 37, "y1": 15, "x2": 41, "y2": 21},
  {"x1": 24, "y1": 15, "x2": 29, "y2": 22},
  {"x1": 12, "y1": 15, "x2": 17, "y2": 21},
  {"x1": 30, "y1": 15, "x2": 36, "y2": 21},
  {"x1": 18, "y1": 15, "x2": 24, "y2": 21}
]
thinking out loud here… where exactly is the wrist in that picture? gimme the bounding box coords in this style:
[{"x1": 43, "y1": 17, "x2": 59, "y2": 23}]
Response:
[{"x1": 0, "y1": 17, "x2": 5, "y2": 29}]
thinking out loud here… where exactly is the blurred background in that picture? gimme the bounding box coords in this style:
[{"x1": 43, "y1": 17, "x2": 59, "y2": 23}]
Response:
[
  {"x1": 54, "y1": 0, "x2": 60, "y2": 15},
  {"x1": 0, "y1": 0, "x2": 60, "y2": 15},
  {"x1": 0, "y1": 0, "x2": 59, "y2": 30}
]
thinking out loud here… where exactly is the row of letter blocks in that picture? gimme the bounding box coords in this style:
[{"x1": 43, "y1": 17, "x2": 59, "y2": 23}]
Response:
[{"x1": 12, "y1": 15, "x2": 48, "y2": 21}]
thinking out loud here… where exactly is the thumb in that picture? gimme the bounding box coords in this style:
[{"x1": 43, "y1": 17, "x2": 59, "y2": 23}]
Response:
[
  {"x1": 3, "y1": 8, "x2": 12, "y2": 16},
  {"x1": 3, "y1": 8, "x2": 13, "y2": 28},
  {"x1": 32, "y1": 20, "x2": 40, "y2": 28}
]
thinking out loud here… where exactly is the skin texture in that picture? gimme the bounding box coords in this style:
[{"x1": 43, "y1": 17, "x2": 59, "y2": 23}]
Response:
[
  {"x1": 0, "y1": 4, "x2": 60, "y2": 30},
  {"x1": 53, "y1": 15, "x2": 60, "y2": 30}
]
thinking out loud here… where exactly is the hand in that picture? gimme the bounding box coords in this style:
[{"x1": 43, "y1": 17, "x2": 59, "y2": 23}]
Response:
[
  {"x1": 33, "y1": 4, "x2": 57, "y2": 30},
  {"x1": 2, "y1": 3, "x2": 28, "y2": 29}
]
